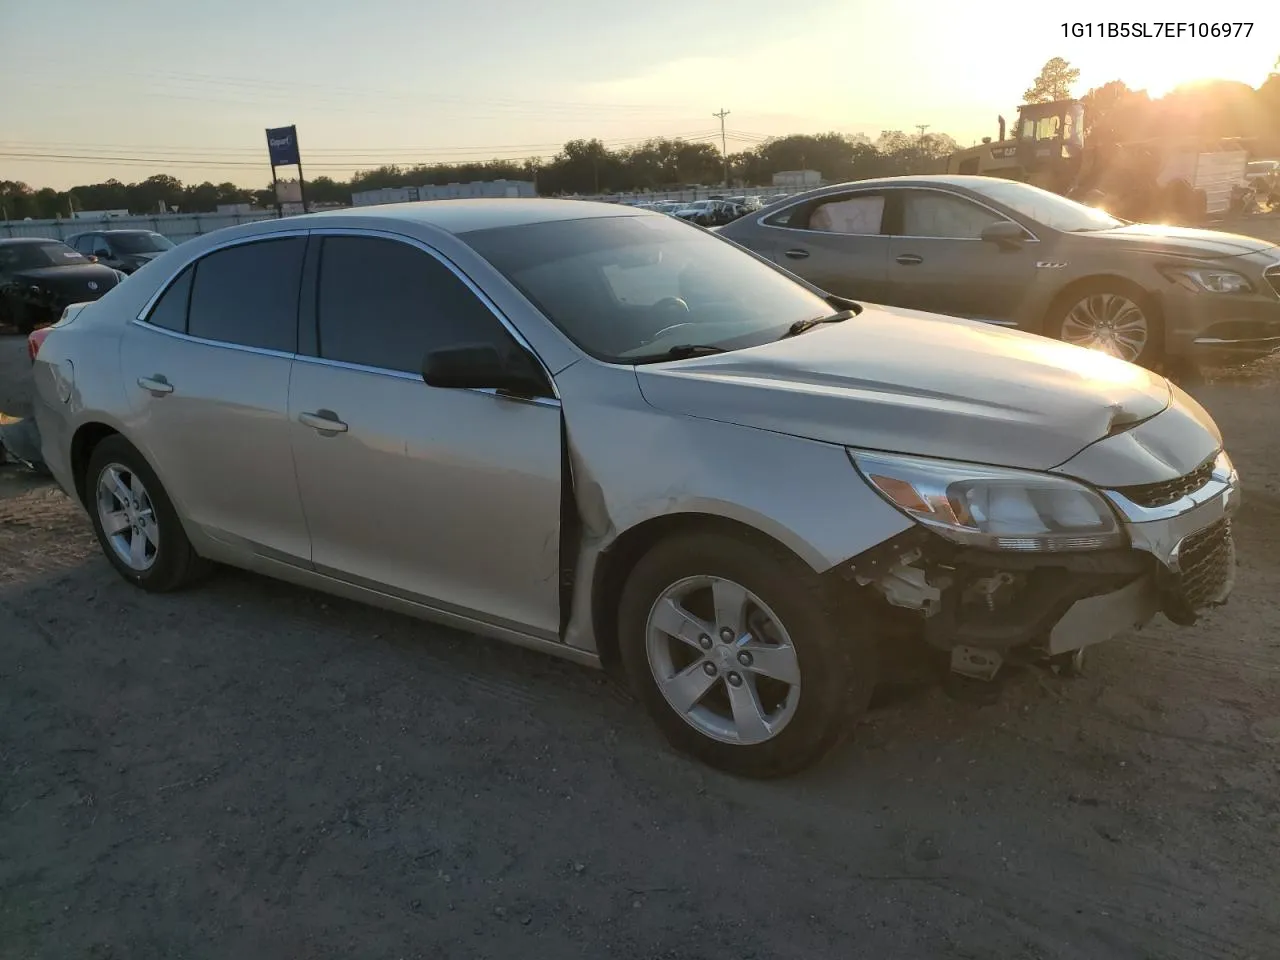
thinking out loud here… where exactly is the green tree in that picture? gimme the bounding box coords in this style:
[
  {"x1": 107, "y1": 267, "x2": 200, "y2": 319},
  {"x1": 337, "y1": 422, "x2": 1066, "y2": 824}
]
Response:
[
  {"x1": 1080, "y1": 80, "x2": 1152, "y2": 146},
  {"x1": 1024, "y1": 57, "x2": 1080, "y2": 103}
]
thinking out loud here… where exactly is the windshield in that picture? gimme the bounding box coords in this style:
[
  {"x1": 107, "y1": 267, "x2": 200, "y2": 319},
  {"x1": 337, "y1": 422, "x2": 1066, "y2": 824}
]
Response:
[
  {"x1": 465, "y1": 214, "x2": 835, "y2": 363},
  {"x1": 965, "y1": 179, "x2": 1124, "y2": 232},
  {"x1": 0, "y1": 241, "x2": 88, "y2": 271},
  {"x1": 111, "y1": 232, "x2": 175, "y2": 254}
]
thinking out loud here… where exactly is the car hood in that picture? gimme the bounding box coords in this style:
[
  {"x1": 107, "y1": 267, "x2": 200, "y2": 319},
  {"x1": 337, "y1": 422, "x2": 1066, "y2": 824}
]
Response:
[
  {"x1": 1077, "y1": 224, "x2": 1279, "y2": 260},
  {"x1": 634, "y1": 304, "x2": 1173, "y2": 471}
]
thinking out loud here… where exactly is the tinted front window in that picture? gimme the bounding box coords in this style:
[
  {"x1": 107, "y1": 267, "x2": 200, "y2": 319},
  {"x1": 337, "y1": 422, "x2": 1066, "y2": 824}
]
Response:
[
  {"x1": 187, "y1": 237, "x2": 305, "y2": 352},
  {"x1": 145, "y1": 266, "x2": 193, "y2": 333},
  {"x1": 966, "y1": 179, "x2": 1123, "y2": 232},
  {"x1": 112, "y1": 232, "x2": 175, "y2": 254},
  {"x1": 316, "y1": 236, "x2": 512, "y2": 374},
  {"x1": 899, "y1": 191, "x2": 1005, "y2": 238},
  {"x1": 465, "y1": 215, "x2": 834, "y2": 363}
]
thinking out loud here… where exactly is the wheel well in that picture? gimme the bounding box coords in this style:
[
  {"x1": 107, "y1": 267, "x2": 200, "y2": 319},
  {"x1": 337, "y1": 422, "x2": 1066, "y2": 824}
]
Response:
[
  {"x1": 589, "y1": 512, "x2": 806, "y2": 673},
  {"x1": 69, "y1": 422, "x2": 120, "y2": 505}
]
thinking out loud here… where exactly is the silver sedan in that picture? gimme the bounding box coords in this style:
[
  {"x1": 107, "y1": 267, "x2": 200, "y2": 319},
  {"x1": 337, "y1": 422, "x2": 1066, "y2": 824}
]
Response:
[{"x1": 31, "y1": 200, "x2": 1240, "y2": 777}]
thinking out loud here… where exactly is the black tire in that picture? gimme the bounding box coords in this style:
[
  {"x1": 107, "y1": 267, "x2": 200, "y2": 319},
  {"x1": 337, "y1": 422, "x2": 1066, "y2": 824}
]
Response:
[
  {"x1": 85, "y1": 434, "x2": 211, "y2": 592},
  {"x1": 1046, "y1": 279, "x2": 1164, "y2": 370},
  {"x1": 617, "y1": 530, "x2": 878, "y2": 778}
]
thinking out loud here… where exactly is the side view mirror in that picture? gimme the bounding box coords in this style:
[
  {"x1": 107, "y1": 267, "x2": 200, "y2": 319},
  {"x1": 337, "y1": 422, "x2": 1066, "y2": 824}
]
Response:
[
  {"x1": 94, "y1": 250, "x2": 112, "y2": 259},
  {"x1": 85, "y1": 255, "x2": 99, "y2": 263},
  {"x1": 981, "y1": 221, "x2": 1029, "y2": 247},
  {"x1": 421, "y1": 342, "x2": 548, "y2": 397}
]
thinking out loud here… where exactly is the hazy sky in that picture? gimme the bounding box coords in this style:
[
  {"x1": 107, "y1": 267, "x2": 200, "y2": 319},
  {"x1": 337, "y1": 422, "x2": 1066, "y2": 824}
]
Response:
[{"x1": 3, "y1": 0, "x2": 1277, "y2": 190}]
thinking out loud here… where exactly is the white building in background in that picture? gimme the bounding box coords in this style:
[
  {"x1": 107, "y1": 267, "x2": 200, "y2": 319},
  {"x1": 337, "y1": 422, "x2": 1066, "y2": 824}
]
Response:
[
  {"x1": 351, "y1": 179, "x2": 537, "y2": 207},
  {"x1": 772, "y1": 169, "x2": 822, "y2": 188},
  {"x1": 72, "y1": 209, "x2": 131, "y2": 220}
]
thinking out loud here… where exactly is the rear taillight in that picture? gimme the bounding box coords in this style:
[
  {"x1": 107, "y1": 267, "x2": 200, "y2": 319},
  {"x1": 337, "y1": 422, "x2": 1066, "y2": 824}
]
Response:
[{"x1": 27, "y1": 330, "x2": 47, "y2": 363}]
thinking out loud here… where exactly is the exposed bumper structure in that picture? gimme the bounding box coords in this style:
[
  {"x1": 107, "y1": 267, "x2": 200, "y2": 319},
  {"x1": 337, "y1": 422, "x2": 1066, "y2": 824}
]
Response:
[{"x1": 848, "y1": 448, "x2": 1240, "y2": 675}]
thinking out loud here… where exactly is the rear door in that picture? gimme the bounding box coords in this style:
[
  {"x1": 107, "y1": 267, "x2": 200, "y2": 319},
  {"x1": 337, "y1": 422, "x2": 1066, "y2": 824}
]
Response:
[
  {"x1": 752, "y1": 190, "x2": 894, "y2": 302},
  {"x1": 886, "y1": 188, "x2": 1039, "y2": 324},
  {"x1": 118, "y1": 234, "x2": 312, "y2": 564}
]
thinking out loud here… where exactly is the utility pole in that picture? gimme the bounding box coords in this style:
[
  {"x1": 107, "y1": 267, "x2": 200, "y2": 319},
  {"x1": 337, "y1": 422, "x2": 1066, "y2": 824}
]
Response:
[
  {"x1": 915, "y1": 124, "x2": 930, "y2": 172},
  {"x1": 713, "y1": 107, "x2": 731, "y2": 186}
]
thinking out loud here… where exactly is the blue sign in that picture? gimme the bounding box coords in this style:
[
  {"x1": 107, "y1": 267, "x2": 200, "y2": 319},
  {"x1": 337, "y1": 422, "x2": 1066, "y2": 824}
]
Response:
[{"x1": 266, "y1": 126, "x2": 300, "y2": 166}]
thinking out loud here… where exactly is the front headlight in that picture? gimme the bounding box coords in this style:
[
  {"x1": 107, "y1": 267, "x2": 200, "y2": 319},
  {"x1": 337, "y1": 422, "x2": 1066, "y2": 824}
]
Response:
[
  {"x1": 1161, "y1": 267, "x2": 1253, "y2": 294},
  {"x1": 849, "y1": 450, "x2": 1126, "y2": 552}
]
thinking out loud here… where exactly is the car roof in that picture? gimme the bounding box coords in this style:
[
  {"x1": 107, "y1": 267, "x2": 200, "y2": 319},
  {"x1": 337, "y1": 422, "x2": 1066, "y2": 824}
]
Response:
[
  {"x1": 312, "y1": 198, "x2": 648, "y2": 235},
  {"x1": 0, "y1": 237, "x2": 63, "y2": 246}
]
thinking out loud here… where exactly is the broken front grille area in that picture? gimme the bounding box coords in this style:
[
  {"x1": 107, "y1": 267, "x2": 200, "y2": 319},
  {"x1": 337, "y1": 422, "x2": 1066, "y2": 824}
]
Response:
[{"x1": 1113, "y1": 457, "x2": 1215, "y2": 509}]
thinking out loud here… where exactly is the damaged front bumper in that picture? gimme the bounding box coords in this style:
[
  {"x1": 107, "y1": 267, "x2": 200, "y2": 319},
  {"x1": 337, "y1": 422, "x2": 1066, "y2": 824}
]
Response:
[{"x1": 842, "y1": 453, "x2": 1241, "y2": 676}]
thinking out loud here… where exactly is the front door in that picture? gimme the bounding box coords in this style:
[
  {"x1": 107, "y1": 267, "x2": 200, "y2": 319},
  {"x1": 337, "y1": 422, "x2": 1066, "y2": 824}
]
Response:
[
  {"x1": 118, "y1": 235, "x2": 312, "y2": 563},
  {"x1": 885, "y1": 188, "x2": 1039, "y2": 325},
  {"x1": 287, "y1": 232, "x2": 563, "y2": 639}
]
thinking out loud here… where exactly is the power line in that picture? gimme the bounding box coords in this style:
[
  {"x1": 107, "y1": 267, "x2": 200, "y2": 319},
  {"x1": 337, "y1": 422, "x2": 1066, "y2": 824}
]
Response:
[{"x1": 0, "y1": 131, "x2": 725, "y2": 161}]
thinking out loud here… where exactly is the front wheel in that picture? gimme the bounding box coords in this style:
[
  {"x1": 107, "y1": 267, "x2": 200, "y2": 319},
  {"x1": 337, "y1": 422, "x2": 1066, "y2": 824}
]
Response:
[
  {"x1": 1048, "y1": 282, "x2": 1162, "y2": 368},
  {"x1": 618, "y1": 531, "x2": 877, "y2": 778}
]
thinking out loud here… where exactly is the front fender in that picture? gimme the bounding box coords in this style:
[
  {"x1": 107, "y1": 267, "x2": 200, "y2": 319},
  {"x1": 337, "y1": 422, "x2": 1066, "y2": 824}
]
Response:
[{"x1": 555, "y1": 360, "x2": 914, "y2": 654}]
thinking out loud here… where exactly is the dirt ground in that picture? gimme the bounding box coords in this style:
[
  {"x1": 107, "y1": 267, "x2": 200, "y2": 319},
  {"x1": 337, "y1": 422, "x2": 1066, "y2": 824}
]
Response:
[{"x1": 1, "y1": 333, "x2": 1278, "y2": 960}]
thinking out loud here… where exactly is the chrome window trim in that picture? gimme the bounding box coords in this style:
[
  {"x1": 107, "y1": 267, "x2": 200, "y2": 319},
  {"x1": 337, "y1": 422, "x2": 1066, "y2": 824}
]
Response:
[
  {"x1": 127, "y1": 318, "x2": 297, "y2": 361},
  {"x1": 129, "y1": 225, "x2": 562, "y2": 406},
  {"x1": 290, "y1": 353, "x2": 560, "y2": 409},
  {"x1": 134, "y1": 228, "x2": 311, "y2": 322},
  {"x1": 304, "y1": 226, "x2": 561, "y2": 401},
  {"x1": 753, "y1": 184, "x2": 1042, "y2": 243}
]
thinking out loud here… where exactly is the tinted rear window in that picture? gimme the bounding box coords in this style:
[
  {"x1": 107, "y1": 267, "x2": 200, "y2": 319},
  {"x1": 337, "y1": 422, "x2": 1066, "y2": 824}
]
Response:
[{"x1": 187, "y1": 237, "x2": 306, "y2": 352}]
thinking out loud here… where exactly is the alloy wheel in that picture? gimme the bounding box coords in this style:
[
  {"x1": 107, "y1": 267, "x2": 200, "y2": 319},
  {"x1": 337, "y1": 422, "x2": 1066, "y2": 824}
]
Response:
[
  {"x1": 1060, "y1": 293, "x2": 1149, "y2": 362},
  {"x1": 645, "y1": 575, "x2": 801, "y2": 745},
  {"x1": 96, "y1": 463, "x2": 159, "y2": 572}
]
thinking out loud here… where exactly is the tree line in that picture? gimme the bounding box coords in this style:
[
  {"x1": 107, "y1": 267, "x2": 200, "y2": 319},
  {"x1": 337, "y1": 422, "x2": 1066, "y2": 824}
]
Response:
[
  {"x1": 3, "y1": 55, "x2": 1277, "y2": 222},
  {"x1": 0, "y1": 129, "x2": 963, "y2": 220}
]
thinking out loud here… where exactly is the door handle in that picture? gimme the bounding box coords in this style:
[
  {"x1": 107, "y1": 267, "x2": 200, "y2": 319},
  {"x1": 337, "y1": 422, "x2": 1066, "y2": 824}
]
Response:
[
  {"x1": 299, "y1": 410, "x2": 348, "y2": 434},
  {"x1": 137, "y1": 375, "x2": 173, "y2": 396},
  {"x1": 895, "y1": 254, "x2": 924, "y2": 265},
  {"x1": 784, "y1": 248, "x2": 810, "y2": 259}
]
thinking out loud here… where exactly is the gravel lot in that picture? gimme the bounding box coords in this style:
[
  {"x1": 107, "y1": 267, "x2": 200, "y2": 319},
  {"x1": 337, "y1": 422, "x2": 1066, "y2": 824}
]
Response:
[{"x1": 1, "y1": 332, "x2": 1278, "y2": 960}]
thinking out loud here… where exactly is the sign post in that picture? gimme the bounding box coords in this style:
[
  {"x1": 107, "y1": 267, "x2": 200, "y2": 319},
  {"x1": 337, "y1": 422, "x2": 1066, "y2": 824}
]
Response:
[{"x1": 265, "y1": 125, "x2": 309, "y2": 217}]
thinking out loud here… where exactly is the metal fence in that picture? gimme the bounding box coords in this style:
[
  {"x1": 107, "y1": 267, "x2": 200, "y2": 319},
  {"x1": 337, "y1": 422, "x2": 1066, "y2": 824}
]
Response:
[
  {"x1": 566, "y1": 185, "x2": 810, "y2": 204},
  {"x1": 1, "y1": 211, "x2": 282, "y2": 244}
]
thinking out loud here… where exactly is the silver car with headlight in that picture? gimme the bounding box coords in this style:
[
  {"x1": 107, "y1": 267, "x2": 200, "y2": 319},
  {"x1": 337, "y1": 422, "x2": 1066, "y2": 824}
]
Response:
[{"x1": 30, "y1": 199, "x2": 1239, "y2": 778}]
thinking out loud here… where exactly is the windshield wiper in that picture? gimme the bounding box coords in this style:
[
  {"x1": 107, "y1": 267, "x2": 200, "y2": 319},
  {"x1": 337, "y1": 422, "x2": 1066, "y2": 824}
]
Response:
[
  {"x1": 632, "y1": 344, "x2": 727, "y2": 364},
  {"x1": 780, "y1": 309, "x2": 855, "y2": 339}
]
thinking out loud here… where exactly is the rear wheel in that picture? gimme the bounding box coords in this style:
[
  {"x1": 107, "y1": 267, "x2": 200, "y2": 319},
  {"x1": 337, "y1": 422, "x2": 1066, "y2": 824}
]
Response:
[
  {"x1": 1049, "y1": 281, "x2": 1162, "y2": 368},
  {"x1": 85, "y1": 435, "x2": 210, "y2": 592},
  {"x1": 618, "y1": 531, "x2": 877, "y2": 778}
]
